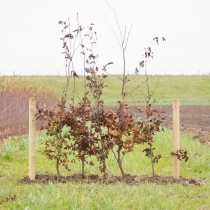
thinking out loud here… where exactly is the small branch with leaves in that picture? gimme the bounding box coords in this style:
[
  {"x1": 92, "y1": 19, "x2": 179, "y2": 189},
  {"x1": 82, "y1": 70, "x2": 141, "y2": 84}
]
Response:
[{"x1": 171, "y1": 149, "x2": 189, "y2": 162}]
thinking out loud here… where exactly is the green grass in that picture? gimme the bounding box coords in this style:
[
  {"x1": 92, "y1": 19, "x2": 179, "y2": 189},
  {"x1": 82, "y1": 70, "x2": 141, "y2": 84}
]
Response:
[
  {"x1": 1, "y1": 75, "x2": 210, "y2": 106},
  {"x1": 0, "y1": 130, "x2": 210, "y2": 209}
]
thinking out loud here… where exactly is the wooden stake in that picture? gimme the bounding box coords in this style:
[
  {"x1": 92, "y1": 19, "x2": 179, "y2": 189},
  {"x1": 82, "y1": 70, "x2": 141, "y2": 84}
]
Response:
[
  {"x1": 29, "y1": 97, "x2": 36, "y2": 180},
  {"x1": 173, "y1": 99, "x2": 180, "y2": 179}
]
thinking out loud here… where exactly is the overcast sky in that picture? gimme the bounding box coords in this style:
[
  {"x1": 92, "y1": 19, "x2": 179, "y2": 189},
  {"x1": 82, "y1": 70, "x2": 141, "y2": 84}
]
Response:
[{"x1": 0, "y1": 0, "x2": 210, "y2": 76}]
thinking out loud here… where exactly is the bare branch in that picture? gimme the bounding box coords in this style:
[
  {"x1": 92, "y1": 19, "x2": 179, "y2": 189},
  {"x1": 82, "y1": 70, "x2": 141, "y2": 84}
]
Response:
[
  {"x1": 104, "y1": 69, "x2": 123, "y2": 81},
  {"x1": 105, "y1": 16, "x2": 122, "y2": 49},
  {"x1": 124, "y1": 23, "x2": 133, "y2": 50},
  {"x1": 124, "y1": 79, "x2": 148, "y2": 100}
]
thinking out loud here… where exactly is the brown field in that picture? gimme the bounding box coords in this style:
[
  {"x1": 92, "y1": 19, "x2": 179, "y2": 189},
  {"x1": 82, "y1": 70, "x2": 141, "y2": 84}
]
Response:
[
  {"x1": 1, "y1": 105, "x2": 210, "y2": 145},
  {"x1": 129, "y1": 105, "x2": 210, "y2": 144}
]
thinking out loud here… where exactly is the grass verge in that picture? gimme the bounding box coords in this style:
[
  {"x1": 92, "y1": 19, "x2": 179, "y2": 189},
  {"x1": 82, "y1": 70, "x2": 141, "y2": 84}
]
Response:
[
  {"x1": 0, "y1": 129, "x2": 210, "y2": 209},
  {"x1": 1, "y1": 75, "x2": 210, "y2": 106}
]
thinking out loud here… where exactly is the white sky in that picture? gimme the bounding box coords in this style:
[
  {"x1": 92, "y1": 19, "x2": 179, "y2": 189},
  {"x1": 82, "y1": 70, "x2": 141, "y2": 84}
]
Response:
[{"x1": 0, "y1": 0, "x2": 210, "y2": 76}]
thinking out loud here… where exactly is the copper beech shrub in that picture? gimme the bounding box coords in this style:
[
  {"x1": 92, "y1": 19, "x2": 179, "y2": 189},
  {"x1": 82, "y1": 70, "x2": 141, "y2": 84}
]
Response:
[{"x1": 37, "y1": 16, "x2": 188, "y2": 181}]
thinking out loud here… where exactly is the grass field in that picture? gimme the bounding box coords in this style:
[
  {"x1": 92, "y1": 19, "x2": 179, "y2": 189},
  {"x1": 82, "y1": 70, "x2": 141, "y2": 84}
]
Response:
[
  {"x1": 1, "y1": 75, "x2": 210, "y2": 106},
  {"x1": 0, "y1": 129, "x2": 210, "y2": 209}
]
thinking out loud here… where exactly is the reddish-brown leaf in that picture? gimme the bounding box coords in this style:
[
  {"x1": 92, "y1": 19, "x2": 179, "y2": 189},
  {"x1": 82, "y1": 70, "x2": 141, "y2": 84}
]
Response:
[{"x1": 139, "y1": 60, "x2": 144, "y2": 68}]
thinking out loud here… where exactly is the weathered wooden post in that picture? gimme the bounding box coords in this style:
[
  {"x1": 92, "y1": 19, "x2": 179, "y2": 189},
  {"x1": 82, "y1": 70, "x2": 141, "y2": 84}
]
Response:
[
  {"x1": 29, "y1": 97, "x2": 36, "y2": 180},
  {"x1": 173, "y1": 99, "x2": 180, "y2": 179}
]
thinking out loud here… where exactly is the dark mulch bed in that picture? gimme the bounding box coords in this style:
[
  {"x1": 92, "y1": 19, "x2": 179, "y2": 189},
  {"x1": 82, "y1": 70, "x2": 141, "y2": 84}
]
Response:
[{"x1": 19, "y1": 174, "x2": 206, "y2": 186}]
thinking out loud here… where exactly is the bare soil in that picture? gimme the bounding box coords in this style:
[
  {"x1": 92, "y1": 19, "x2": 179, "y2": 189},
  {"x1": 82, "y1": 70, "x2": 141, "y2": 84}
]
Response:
[
  {"x1": 128, "y1": 105, "x2": 210, "y2": 145},
  {"x1": 19, "y1": 174, "x2": 206, "y2": 186}
]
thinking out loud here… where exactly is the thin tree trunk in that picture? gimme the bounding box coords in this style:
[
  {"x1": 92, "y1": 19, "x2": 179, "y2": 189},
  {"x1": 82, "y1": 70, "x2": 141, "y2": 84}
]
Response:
[
  {"x1": 150, "y1": 145, "x2": 155, "y2": 176},
  {"x1": 102, "y1": 157, "x2": 107, "y2": 179},
  {"x1": 81, "y1": 156, "x2": 85, "y2": 178},
  {"x1": 121, "y1": 50, "x2": 126, "y2": 99},
  {"x1": 56, "y1": 159, "x2": 60, "y2": 181},
  {"x1": 117, "y1": 148, "x2": 125, "y2": 178}
]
